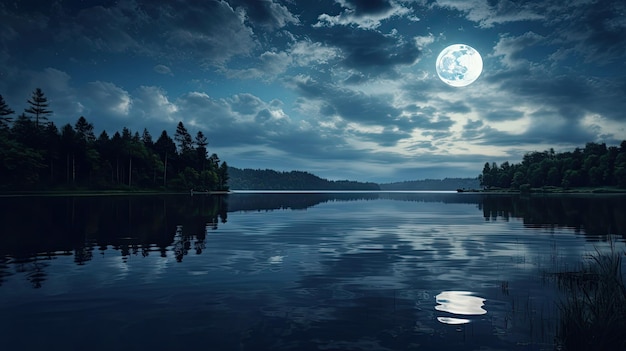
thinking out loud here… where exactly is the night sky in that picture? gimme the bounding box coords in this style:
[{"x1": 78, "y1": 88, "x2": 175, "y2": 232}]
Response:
[{"x1": 1, "y1": 0, "x2": 625, "y2": 182}]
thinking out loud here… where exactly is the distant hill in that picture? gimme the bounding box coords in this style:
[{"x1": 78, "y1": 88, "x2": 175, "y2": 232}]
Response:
[
  {"x1": 379, "y1": 178, "x2": 480, "y2": 191},
  {"x1": 228, "y1": 167, "x2": 380, "y2": 190}
]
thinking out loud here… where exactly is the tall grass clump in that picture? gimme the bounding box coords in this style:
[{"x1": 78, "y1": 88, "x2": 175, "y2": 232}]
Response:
[{"x1": 552, "y1": 246, "x2": 626, "y2": 350}]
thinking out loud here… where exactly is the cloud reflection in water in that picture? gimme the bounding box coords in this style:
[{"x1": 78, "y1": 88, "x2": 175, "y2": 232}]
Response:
[{"x1": 435, "y1": 291, "x2": 486, "y2": 325}]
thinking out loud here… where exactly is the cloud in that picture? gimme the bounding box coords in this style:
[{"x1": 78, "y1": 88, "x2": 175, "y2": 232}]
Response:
[
  {"x1": 60, "y1": 2, "x2": 147, "y2": 53},
  {"x1": 431, "y1": 0, "x2": 545, "y2": 28},
  {"x1": 225, "y1": 50, "x2": 292, "y2": 79},
  {"x1": 153, "y1": 64, "x2": 173, "y2": 75},
  {"x1": 132, "y1": 86, "x2": 178, "y2": 123},
  {"x1": 491, "y1": 31, "x2": 545, "y2": 68},
  {"x1": 228, "y1": 93, "x2": 265, "y2": 115},
  {"x1": 289, "y1": 39, "x2": 341, "y2": 67},
  {"x1": 290, "y1": 75, "x2": 401, "y2": 125},
  {"x1": 315, "y1": 0, "x2": 413, "y2": 29},
  {"x1": 353, "y1": 127, "x2": 412, "y2": 146},
  {"x1": 160, "y1": 1, "x2": 257, "y2": 65},
  {"x1": 12, "y1": 1, "x2": 259, "y2": 68},
  {"x1": 84, "y1": 81, "x2": 132, "y2": 117},
  {"x1": 311, "y1": 27, "x2": 422, "y2": 77},
  {"x1": 229, "y1": 0, "x2": 299, "y2": 30},
  {"x1": 548, "y1": 1, "x2": 626, "y2": 65}
]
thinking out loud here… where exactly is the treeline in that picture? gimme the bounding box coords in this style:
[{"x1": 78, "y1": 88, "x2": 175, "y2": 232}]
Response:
[
  {"x1": 228, "y1": 167, "x2": 380, "y2": 190},
  {"x1": 380, "y1": 178, "x2": 480, "y2": 191},
  {"x1": 479, "y1": 141, "x2": 626, "y2": 190},
  {"x1": 0, "y1": 89, "x2": 228, "y2": 191}
]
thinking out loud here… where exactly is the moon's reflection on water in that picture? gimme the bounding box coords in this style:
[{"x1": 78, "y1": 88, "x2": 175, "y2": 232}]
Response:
[{"x1": 435, "y1": 291, "x2": 487, "y2": 325}]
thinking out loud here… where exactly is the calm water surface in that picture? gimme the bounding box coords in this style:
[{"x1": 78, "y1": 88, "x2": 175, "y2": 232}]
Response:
[{"x1": 0, "y1": 192, "x2": 625, "y2": 350}]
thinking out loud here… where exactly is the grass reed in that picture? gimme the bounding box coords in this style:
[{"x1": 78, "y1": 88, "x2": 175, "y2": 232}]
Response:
[{"x1": 549, "y1": 245, "x2": 626, "y2": 350}]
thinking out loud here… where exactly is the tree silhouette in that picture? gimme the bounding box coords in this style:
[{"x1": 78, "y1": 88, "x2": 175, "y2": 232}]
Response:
[
  {"x1": 154, "y1": 130, "x2": 177, "y2": 187},
  {"x1": 0, "y1": 94, "x2": 14, "y2": 130},
  {"x1": 174, "y1": 121, "x2": 194, "y2": 154},
  {"x1": 25, "y1": 88, "x2": 52, "y2": 129},
  {"x1": 479, "y1": 141, "x2": 626, "y2": 189},
  {"x1": 1, "y1": 88, "x2": 230, "y2": 191}
]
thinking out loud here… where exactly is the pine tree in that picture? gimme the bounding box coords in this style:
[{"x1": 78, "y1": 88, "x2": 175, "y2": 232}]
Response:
[
  {"x1": 174, "y1": 121, "x2": 193, "y2": 153},
  {"x1": 195, "y1": 131, "x2": 208, "y2": 170},
  {"x1": 25, "y1": 88, "x2": 52, "y2": 129},
  {"x1": 74, "y1": 116, "x2": 95, "y2": 143},
  {"x1": 0, "y1": 94, "x2": 14, "y2": 130},
  {"x1": 154, "y1": 130, "x2": 177, "y2": 187},
  {"x1": 218, "y1": 161, "x2": 229, "y2": 190},
  {"x1": 142, "y1": 128, "x2": 154, "y2": 149}
]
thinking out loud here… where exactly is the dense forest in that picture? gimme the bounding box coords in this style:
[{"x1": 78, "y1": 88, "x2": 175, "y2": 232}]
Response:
[
  {"x1": 0, "y1": 89, "x2": 229, "y2": 191},
  {"x1": 380, "y1": 178, "x2": 480, "y2": 191},
  {"x1": 228, "y1": 167, "x2": 380, "y2": 190},
  {"x1": 479, "y1": 141, "x2": 626, "y2": 190}
]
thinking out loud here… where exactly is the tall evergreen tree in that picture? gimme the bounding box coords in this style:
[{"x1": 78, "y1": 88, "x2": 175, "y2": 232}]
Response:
[
  {"x1": 174, "y1": 121, "x2": 193, "y2": 153},
  {"x1": 141, "y1": 128, "x2": 154, "y2": 149},
  {"x1": 73, "y1": 116, "x2": 99, "y2": 184},
  {"x1": 154, "y1": 130, "x2": 177, "y2": 187},
  {"x1": 25, "y1": 88, "x2": 52, "y2": 129},
  {"x1": 110, "y1": 132, "x2": 124, "y2": 184},
  {"x1": 195, "y1": 131, "x2": 208, "y2": 170},
  {"x1": 74, "y1": 116, "x2": 95, "y2": 143},
  {"x1": 11, "y1": 113, "x2": 36, "y2": 146},
  {"x1": 218, "y1": 161, "x2": 229, "y2": 190},
  {"x1": 42, "y1": 122, "x2": 61, "y2": 184},
  {"x1": 0, "y1": 95, "x2": 14, "y2": 130},
  {"x1": 60, "y1": 123, "x2": 77, "y2": 184}
]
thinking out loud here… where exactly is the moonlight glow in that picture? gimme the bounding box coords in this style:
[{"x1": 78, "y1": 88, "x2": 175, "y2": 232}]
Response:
[{"x1": 436, "y1": 44, "x2": 483, "y2": 87}]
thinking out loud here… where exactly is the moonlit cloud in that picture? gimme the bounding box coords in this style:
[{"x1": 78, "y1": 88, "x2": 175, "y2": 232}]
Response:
[
  {"x1": 0, "y1": 0, "x2": 624, "y2": 181},
  {"x1": 133, "y1": 86, "x2": 178, "y2": 122},
  {"x1": 85, "y1": 81, "x2": 132, "y2": 117}
]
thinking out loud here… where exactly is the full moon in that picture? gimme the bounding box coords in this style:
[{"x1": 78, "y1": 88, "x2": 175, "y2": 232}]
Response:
[{"x1": 436, "y1": 44, "x2": 483, "y2": 87}]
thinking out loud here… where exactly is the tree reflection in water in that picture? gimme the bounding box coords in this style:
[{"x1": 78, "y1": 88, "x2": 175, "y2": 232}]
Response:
[
  {"x1": 0, "y1": 193, "x2": 625, "y2": 289},
  {"x1": 0, "y1": 192, "x2": 624, "y2": 350}
]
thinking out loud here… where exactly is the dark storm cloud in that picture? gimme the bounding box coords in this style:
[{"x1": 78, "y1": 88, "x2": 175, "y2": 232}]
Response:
[
  {"x1": 64, "y1": 2, "x2": 147, "y2": 53},
  {"x1": 311, "y1": 26, "x2": 421, "y2": 76},
  {"x1": 550, "y1": 1, "x2": 626, "y2": 65},
  {"x1": 1, "y1": 0, "x2": 259, "y2": 67},
  {"x1": 156, "y1": 1, "x2": 257, "y2": 64}
]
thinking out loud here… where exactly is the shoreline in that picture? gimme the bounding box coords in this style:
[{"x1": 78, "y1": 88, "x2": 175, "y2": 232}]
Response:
[
  {"x1": 0, "y1": 190, "x2": 231, "y2": 197},
  {"x1": 2, "y1": 187, "x2": 625, "y2": 197},
  {"x1": 457, "y1": 186, "x2": 626, "y2": 194}
]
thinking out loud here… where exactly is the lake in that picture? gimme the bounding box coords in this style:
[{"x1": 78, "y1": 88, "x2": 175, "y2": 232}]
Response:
[{"x1": 1, "y1": 192, "x2": 625, "y2": 350}]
